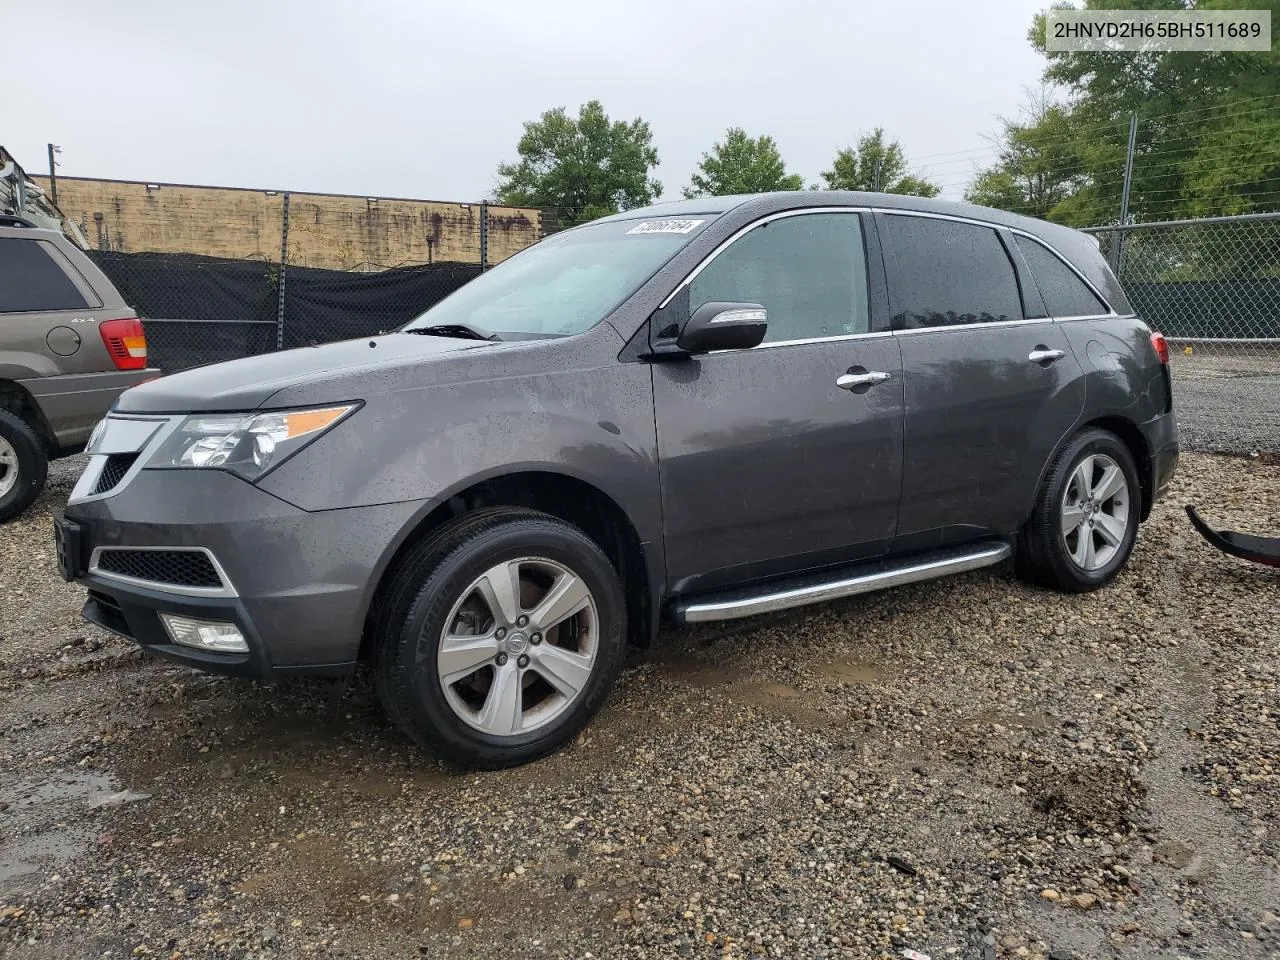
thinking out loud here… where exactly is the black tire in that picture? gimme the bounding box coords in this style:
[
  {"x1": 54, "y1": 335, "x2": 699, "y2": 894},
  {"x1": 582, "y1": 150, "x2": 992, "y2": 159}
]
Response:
[
  {"x1": 1016, "y1": 428, "x2": 1141, "y2": 593},
  {"x1": 0, "y1": 409, "x2": 49, "y2": 524},
  {"x1": 373, "y1": 507, "x2": 627, "y2": 769}
]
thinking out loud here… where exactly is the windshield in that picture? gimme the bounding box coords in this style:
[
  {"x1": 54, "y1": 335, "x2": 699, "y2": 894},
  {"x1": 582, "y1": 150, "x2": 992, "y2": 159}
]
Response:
[{"x1": 402, "y1": 215, "x2": 714, "y2": 338}]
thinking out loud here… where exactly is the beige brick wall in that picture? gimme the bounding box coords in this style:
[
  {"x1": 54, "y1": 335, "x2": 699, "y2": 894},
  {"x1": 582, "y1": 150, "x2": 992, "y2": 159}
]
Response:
[{"x1": 32, "y1": 176, "x2": 544, "y2": 270}]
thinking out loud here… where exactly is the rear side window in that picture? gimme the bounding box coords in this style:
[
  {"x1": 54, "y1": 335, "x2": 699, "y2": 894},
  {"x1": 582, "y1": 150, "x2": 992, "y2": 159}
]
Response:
[
  {"x1": 689, "y1": 213, "x2": 870, "y2": 343},
  {"x1": 0, "y1": 238, "x2": 90, "y2": 313},
  {"x1": 880, "y1": 215, "x2": 1023, "y2": 329},
  {"x1": 1015, "y1": 235, "x2": 1110, "y2": 317}
]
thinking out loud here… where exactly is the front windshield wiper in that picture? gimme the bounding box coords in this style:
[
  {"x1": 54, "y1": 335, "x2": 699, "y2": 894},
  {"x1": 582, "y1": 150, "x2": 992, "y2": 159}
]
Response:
[{"x1": 403, "y1": 323, "x2": 501, "y2": 342}]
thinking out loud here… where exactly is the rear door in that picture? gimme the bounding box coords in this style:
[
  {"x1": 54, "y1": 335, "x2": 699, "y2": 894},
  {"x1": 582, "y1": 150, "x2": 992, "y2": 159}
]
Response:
[
  {"x1": 652, "y1": 210, "x2": 904, "y2": 594},
  {"x1": 876, "y1": 212, "x2": 1085, "y2": 548},
  {"x1": 0, "y1": 233, "x2": 103, "y2": 376}
]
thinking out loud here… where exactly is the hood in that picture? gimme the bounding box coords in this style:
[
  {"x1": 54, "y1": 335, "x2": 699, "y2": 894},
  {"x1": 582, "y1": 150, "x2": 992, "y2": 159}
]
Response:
[{"x1": 116, "y1": 333, "x2": 486, "y2": 413}]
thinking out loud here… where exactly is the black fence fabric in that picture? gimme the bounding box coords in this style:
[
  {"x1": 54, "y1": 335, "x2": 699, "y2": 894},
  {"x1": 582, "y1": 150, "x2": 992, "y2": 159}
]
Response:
[
  {"x1": 1125, "y1": 280, "x2": 1280, "y2": 340},
  {"x1": 141, "y1": 320, "x2": 278, "y2": 374},
  {"x1": 282, "y1": 261, "x2": 481, "y2": 349},
  {"x1": 88, "y1": 252, "x2": 278, "y2": 324},
  {"x1": 88, "y1": 249, "x2": 1279, "y2": 375},
  {"x1": 86, "y1": 252, "x2": 479, "y2": 372}
]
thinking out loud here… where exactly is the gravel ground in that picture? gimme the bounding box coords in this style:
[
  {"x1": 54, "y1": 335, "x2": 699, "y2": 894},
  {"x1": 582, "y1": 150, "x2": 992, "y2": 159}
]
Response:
[
  {"x1": 1168, "y1": 350, "x2": 1280, "y2": 454},
  {"x1": 1, "y1": 453, "x2": 1277, "y2": 960},
  {"x1": 1172, "y1": 377, "x2": 1280, "y2": 455}
]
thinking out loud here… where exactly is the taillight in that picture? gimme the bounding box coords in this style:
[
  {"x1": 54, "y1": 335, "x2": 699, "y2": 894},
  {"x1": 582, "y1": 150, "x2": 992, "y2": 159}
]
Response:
[
  {"x1": 1150, "y1": 331, "x2": 1170, "y2": 365},
  {"x1": 100, "y1": 318, "x2": 148, "y2": 371}
]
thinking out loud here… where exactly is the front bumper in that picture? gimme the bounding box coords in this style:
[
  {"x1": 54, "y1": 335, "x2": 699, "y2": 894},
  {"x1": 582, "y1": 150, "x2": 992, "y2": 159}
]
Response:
[
  {"x1": 61, "y1": 467, "x2": 429, "y2": 679},
  {"x1": 80, "y1": 576, "x2": 281, "y2": 678}
]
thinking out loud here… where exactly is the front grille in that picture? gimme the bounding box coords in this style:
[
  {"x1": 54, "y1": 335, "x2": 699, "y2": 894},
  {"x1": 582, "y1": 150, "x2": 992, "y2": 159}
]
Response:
[
  {"x1": 95, "y1": 549, "x2": 223, "y2": 589},
  {"x1": 92, "y1": 454, "x2": 138, "y2": 495}
]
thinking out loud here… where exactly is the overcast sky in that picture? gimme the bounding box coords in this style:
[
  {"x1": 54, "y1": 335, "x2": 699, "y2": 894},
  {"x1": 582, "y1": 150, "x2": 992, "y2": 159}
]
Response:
[{"x1": 8, "y1": 0, "x2": 1049, "y2": 203}]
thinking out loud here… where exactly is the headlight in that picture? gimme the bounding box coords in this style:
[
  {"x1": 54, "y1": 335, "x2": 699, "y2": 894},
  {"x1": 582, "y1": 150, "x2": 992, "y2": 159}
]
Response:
[
  {"x1": 86, "y1": 416, "x2": 108, "y2": 452},
  {"x1": 149, "y1": 404, "x2": 357, "y2": 481}
]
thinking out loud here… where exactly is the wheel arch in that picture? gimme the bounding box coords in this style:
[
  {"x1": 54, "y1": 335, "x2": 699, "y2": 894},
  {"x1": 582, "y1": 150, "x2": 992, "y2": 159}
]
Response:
[
  {"x1": 1024, "y1": 415, "x2": 1154, "y2": 530},
  {"x1": 1080, "y1": 415, "x2": 1154, "y2": 521},
  {"x1": 358, "y1": 468, "x2": 657, "y2": 662},
  {"x1": 0, "y1": 379, "x2": 57, "y2": 455}
]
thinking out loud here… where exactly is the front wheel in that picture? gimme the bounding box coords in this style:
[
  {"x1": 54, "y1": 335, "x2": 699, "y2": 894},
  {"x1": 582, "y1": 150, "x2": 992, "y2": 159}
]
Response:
[
  {"x1": 0, "y1": 410, "x2": 49, "y2": 524},
  {"x1": 1017, "y1": 428, "x2": 1141, "y2": 593},
  {"x1": 373, "y1": 508, "x2": 626, "y2": 769}
]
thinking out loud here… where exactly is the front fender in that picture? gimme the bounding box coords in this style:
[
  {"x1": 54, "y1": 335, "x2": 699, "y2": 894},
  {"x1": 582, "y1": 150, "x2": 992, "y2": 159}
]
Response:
[{"x1": 256, "y1": 355, "x2": 661, "y2": 549}]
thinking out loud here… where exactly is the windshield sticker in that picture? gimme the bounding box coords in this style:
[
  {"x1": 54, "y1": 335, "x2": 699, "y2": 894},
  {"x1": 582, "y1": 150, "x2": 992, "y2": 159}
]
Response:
[{"x1": 626, "y1": 219, "x2": 705, "y2": 235}]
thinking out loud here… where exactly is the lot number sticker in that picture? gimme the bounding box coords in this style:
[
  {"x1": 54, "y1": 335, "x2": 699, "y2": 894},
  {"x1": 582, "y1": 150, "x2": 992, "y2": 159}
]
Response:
[{"x1": 626, "y1": 219, "x2": 705, "y2": 235}]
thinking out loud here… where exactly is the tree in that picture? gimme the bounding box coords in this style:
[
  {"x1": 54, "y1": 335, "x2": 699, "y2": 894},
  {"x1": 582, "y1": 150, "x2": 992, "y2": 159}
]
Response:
[
  {"x1": 494, "y1": 100, "x2": 661, "y2": 224},
  {"x1": 820, "y1": 129, "x2": 940, "y2": 196},
  {"x1": 965, "y1": 87, "x2": 1084, "y2": 219},
  {"x1": 683, "y1": 128, "x2": 805, "y2": 198},
  {"x1": 971, "y1": 0, "x2": 1280, "y2": 225}
]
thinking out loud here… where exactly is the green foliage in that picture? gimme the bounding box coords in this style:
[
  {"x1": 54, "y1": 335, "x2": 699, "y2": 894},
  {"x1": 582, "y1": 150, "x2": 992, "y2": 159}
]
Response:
[
  {"x1": 494, "y1": 101, "x2": 662, "y2": 225},
  {"x1": 973, "y1": 0, "x2": 1280, "y2": 225},
  {"x1": 965, "y1": 88, "x2": 1083, "y2": 219},
  {"x1": 683, "y1": 128, "x2": 805, "y2": 198},
  {"x1": 820, "y1": 129, "x2": 940, "y2": 197}
]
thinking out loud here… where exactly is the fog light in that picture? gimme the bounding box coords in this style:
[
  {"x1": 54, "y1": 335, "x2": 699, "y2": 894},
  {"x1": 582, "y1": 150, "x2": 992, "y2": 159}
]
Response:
[{"x1": 159, "y1": 613, "x2": 248, "y2": 654}]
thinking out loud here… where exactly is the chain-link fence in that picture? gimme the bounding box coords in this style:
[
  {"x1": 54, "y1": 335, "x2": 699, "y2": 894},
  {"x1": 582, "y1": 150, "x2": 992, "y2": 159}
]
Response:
[
  {"x1": 1086, "y1": 213, "x2": 1280, "y2": 454},
  {"x1": 44, "y1": 175, "x2": 1280, "y2": 453},
  {"x1": 39, "y1": 177, "x2": 562, "y2": 372},
  {"x1": 89, "y1": 250, "x2": 484, "y2": 369}
]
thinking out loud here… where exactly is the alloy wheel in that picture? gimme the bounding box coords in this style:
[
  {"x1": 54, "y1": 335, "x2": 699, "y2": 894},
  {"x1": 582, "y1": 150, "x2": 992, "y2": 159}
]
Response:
[
  {"x1": 0, "y1": 436, "x2": 19, "y2": 499},
  {"x1": 1060, "y1": 453, "x2": 1130, "y2": 571},
  {"x1": 436, "y1": 557, "x2": 599, "y2": 736}
]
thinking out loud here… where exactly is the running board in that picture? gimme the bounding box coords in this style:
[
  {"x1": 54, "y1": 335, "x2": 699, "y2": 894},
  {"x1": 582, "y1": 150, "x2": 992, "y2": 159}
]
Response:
[{"x1": 672, "y1": 541, "x2": 1012, "y2": 623}]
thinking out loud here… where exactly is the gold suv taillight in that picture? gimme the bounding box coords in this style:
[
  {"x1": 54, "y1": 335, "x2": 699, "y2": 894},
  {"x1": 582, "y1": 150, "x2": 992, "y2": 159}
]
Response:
[{"x1": 99, "y1": 318, "x2": 147, "y2": 371}]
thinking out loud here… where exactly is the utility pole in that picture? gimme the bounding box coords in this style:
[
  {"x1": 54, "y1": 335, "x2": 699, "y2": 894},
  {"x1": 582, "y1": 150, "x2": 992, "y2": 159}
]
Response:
[
  {"x1": 47, "y1": 143, "x2": 60, "y2": 205},
  {"x1": 1119, "y1": 114, "x2": 1137, "y2": 227},
  {"x1": 276, "y1": 192, "x2": 290, "y2": 350},
  {"x1": 872, "y1": 158, "x2": 883, "y2": 193},
  {"x1": 1112, "y1": 114, "x2": 1138, "y2": 270}
]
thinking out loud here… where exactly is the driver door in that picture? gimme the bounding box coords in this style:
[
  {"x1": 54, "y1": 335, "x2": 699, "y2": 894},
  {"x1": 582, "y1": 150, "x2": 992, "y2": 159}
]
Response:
[{"x1": 651, "y1": 211, "x2": 904, "y2": 594}]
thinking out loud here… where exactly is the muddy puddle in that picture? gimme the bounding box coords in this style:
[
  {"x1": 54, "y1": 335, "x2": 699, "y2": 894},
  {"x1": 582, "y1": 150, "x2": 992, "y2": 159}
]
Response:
[{"x1": 0, "y1": 771, "x2": 128, "y2": 896}]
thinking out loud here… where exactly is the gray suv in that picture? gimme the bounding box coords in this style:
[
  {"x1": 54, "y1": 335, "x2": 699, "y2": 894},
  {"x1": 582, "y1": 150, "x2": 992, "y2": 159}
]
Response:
[
  {"x1": 1, "y1": 219, "x2": 157, "y2": 521},
  {"x1": 56, "y1": 193, "x2": 1178, "y2": 768}
]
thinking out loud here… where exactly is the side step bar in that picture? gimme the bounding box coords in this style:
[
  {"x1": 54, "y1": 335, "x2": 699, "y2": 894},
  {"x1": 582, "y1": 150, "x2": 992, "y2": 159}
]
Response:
[{"x1": 672, "y1": 541, "x2": 1012, "y2": 623}]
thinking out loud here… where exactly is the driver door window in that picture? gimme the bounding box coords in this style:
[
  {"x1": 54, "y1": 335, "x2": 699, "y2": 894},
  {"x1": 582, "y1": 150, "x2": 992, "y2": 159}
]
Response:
[{"x1": 688, "y1": 213, "x2": 869, "y2": 343}]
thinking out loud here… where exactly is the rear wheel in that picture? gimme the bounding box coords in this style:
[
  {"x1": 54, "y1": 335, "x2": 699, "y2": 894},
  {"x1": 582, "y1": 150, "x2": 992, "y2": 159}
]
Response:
[
  {"x1": 0, "y1": 410, "x2": 48, "y2": 524},
  {"x1": 373, "y1": 508, "x2": 626, "y2": 768},
  {"x1": 1017, "y1": 428, "x2": 1141, "y2": 593}
]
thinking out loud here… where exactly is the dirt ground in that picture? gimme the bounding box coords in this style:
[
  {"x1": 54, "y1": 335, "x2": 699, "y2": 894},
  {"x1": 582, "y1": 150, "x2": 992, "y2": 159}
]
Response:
[{"x1": 1, "y1": 453, "x2": 1277, "y2": 960}]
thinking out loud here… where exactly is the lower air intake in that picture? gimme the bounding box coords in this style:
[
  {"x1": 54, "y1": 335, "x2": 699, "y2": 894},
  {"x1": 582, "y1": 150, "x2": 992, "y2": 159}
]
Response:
[{"x1": 95, "y1": 549, "x2": 223, "y2": 589}]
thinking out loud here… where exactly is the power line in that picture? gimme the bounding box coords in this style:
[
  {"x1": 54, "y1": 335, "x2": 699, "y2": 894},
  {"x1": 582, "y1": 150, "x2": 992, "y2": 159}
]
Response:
[
  {"x1": 1138, "y1": 92, "x2": 1280, "y2": 125},
  {"x1": 924, "y1": 135, "x2": 1279, "y2": 190},
  {"x1": 915, "y1": 93, "x2": 1280, "y2": 173}
]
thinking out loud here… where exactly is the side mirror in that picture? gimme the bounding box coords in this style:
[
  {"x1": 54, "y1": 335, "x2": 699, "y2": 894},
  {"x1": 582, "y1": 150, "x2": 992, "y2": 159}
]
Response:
[{"x1": 676, "y1": 301, "x2": 768, "y2": 354}]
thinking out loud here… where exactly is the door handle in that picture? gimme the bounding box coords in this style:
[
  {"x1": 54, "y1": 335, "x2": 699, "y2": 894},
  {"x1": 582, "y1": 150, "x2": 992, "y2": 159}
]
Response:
[
  {"x1": 1028, "y1": 348, "x2": 1066, "y2": 365},
  {"x1": 836, "y1": 371, "x2": 892, "y2": 391}
]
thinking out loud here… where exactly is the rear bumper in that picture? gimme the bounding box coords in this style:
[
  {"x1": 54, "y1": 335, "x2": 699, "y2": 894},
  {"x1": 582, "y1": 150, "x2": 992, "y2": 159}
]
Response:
[
  {"x1": 61, "y1": 468, "x2": 429, "y2": 678},
  {"x1": 20, "y1": 368, "x2": 162, "y2": 451},
  {"x1": 1140, "y1": 410, "x2": 1179, "y2": 510}
]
